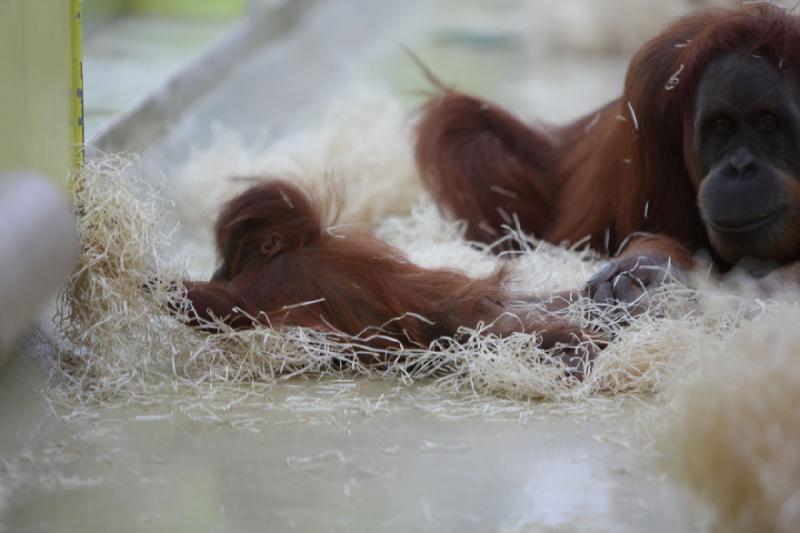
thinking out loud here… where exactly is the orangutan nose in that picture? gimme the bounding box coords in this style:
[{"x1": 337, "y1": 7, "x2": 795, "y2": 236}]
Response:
[{"x1": 729, "y1": 149, "x2": 755, "y2": 175}]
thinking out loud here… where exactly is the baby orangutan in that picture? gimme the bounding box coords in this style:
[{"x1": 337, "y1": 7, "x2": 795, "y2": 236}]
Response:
[{"x1": 177, "y1": 179, "x2": 596, "y2": 374}]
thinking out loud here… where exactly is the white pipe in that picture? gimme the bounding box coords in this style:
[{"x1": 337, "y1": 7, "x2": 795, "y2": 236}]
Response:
[{"x1": 0, "y1": 174, "x2": 78, "y2": 359}]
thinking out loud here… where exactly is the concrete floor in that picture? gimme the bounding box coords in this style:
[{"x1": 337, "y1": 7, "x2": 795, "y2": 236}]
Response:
[
  {"x1": 0, "y1": 351, "x2": 701, "y2": 532},
  {"x1": 0, "y1": 1, "x2": 710, "y2": 531}
]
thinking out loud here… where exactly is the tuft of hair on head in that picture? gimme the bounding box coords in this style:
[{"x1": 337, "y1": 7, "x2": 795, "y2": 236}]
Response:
[
  {"x1": 402, "y1": 45, "x2": 450, "y2": 94},
  {"x1": 213, "y1": 179, "x2": 323, "y2": 280}
]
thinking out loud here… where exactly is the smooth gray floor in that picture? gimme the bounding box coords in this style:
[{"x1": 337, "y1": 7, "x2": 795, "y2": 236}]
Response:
[
  {"x1": 0, "y1": 1, "x2": 709, "y2": 531},
  {"x1": 1, "y1": 373, "x2": 702, "y2": 532}
]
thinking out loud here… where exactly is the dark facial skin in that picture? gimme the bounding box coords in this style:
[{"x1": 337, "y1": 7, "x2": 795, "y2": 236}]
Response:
[{"x1": 693, "y1": 53, "x2": 800, "y2": 265}]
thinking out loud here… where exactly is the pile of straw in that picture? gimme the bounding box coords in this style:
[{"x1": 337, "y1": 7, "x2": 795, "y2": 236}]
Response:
[{"x1": 58, "y1": 154, "x2": 725, "y2": 406}]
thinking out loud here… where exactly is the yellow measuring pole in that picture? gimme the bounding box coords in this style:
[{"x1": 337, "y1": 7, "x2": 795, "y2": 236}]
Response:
[
  {"x1": 0, "y1": 0, "x2": 84, "y2": 190},
  {"x1": 71, "y1": 0, "x2": 85, "y2": 172}
]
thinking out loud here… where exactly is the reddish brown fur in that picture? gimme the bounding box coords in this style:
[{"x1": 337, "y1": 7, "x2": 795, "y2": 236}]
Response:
[
  {"x1": 181, "y1": 180, "x2": 591, "y2": 365},
  {"x1": 415, "y1": 5, "x2": 800, "y2": 268}
]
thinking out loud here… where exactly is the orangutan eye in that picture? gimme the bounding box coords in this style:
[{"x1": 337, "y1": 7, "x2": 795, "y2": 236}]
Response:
[
  {"x1": 758, "y1": 112, "x2": 779, "y2": 131},
  {"x1": 713, "y1": 116, "x2": 735, "y2": 134}
]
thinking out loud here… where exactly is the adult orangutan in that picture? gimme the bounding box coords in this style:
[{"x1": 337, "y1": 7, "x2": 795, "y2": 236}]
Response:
[{"x1": 416, "y1": 5, "x2": 800, "y2": 304}]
